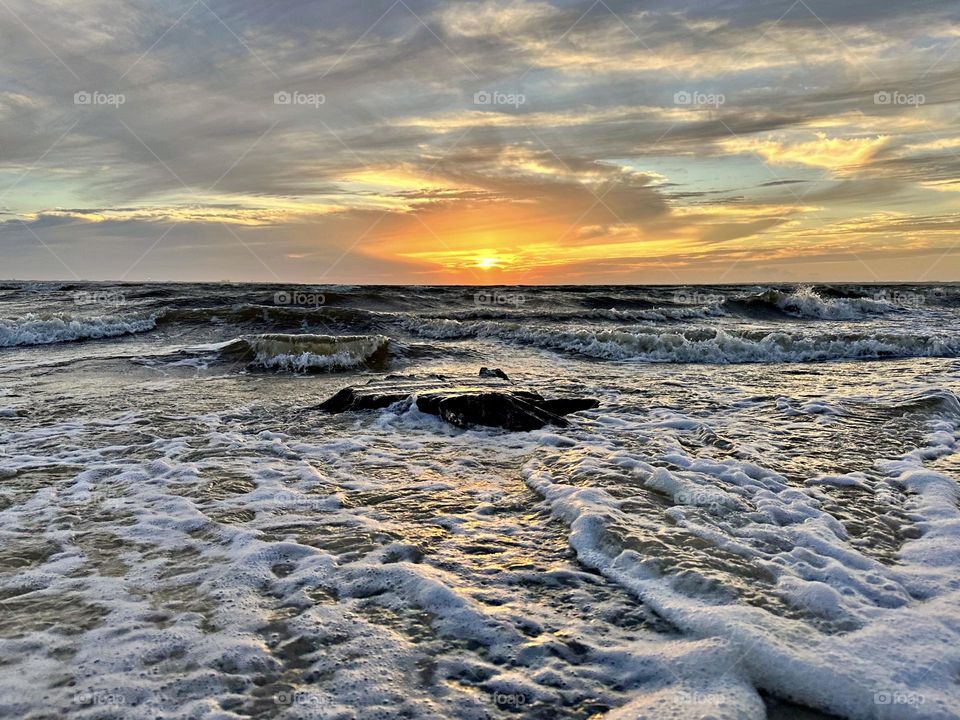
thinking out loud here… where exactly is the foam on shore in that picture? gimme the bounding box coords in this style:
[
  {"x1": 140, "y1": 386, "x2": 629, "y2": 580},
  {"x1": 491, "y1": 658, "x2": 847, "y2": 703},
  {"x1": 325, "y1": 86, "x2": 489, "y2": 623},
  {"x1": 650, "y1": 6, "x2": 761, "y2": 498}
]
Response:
[{"x1": 523, "y1": 416, "x2": 960, "y2": 719}]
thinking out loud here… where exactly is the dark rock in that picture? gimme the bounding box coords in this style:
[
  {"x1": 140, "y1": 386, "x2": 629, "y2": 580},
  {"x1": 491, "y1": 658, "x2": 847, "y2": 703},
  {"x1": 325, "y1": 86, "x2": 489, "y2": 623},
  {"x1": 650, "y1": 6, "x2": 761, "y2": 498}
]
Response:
[
  {"x1": 315, "y1": 375, "x2": 597, "y2": 431},
  {"x1": 418, "y1": 391, "x2": 566, "y2": 431},
  {"x1": 314, "y1": 386, "x2": 408, "y2": 413},
  {"x1": 479, "y1": 367, "x2": 510, "y2": 381},
  {"x1": 541, "y1": 397, "x2": 600, "y2": 415}
]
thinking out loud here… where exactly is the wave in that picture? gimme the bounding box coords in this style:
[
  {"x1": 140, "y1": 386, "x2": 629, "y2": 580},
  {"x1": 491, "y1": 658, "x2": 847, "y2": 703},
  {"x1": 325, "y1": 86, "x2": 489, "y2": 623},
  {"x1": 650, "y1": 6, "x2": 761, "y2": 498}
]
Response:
[
  {"x1": 0, "y1": 313, "x2": 158, "y2": 347},
  {"x1": 730, "y1": 286, "x2": 897, "y2": 320},
  {"x1": 157, "y1": 303, "x2": 384, "y2": 329},
  {"x1": 888, "y1": 389, "x2": 960, "y2": 418},
  {"x1": 208, "y1": 333, "x2": 391, "y2": 372},
  {"x1": 418, "y1": 304, "x2": 725, "y2": 324},
  {"x1": 406, "y1": 318, "x2": 960, "y2": 363},
  {"x1": 591, "y1": 305, "x2": 726, "y2": 321},
  {"x1": 580, "y1": 294, "x2": 658, "y2": 310}
]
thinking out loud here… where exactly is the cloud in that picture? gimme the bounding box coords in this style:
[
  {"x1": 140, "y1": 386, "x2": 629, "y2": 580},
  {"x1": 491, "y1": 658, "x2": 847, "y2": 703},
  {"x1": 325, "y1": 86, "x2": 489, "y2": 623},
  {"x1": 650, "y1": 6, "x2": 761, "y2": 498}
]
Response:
[
  {"x1": 721, "y1": 132, "x2": 890, "y2": 172},
  {"x1": 0, "y1": 0, "x2": 958, "y2": 281}
]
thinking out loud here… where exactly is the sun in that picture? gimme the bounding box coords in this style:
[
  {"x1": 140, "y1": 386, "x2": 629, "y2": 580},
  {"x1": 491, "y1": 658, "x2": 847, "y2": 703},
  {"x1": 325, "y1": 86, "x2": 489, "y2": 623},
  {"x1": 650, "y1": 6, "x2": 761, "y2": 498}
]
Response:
[
  {"x1": 474, "y1": 256, "x2": 501, "y2": 270},
  {"x1": 467, "y1": 251, "x2": 520, "y2": 273}
]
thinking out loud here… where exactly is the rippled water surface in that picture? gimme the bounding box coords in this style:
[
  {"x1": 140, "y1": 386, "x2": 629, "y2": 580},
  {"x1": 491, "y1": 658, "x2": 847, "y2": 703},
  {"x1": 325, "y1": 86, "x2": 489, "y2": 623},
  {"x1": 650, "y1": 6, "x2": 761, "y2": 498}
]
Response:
[{"x1": 2, "y1": 282, "x2": 960, "y2": 719}]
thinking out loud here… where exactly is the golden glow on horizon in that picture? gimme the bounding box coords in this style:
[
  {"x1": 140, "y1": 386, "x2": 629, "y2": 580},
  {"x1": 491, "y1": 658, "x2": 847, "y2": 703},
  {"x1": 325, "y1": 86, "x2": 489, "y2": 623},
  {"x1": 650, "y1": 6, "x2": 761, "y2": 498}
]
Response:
[{"x1": 21, "y1": 122, "x2": 957, "y2": 284}]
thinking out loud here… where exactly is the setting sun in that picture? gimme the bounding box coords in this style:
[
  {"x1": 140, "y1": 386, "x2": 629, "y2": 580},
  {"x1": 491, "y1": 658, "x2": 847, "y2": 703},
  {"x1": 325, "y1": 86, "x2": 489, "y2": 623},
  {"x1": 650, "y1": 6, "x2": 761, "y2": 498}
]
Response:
[{"x1": 474, "y1": 256, "x2": 502, "y2": 269}]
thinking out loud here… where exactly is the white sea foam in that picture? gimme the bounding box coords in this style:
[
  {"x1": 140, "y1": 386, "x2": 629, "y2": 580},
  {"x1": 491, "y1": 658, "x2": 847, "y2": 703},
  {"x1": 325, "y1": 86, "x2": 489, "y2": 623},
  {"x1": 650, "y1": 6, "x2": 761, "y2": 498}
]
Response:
[
  {"x1": 524, "y1": 414, "x2": 960, "y2": 719},
  {"x1": 764, "y1": 286, "x2": 897, "y2": 320},
  {"x1": 3, "y1": 313, "x2": 959, "y2": 720},
  {"x1": 252, "y1": 348, "x2": 373, "y2": 372},
  {"x1": 0, "y1": 398, "x2": 798, "y2": 719},
  {"x1": 0, "y1": 312, "x2": 158, "y2": 347}
]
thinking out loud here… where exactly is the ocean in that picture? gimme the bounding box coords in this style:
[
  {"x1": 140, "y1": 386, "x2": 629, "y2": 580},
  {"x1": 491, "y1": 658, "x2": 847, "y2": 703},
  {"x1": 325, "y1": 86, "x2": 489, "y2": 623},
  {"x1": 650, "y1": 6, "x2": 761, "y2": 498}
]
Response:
[{"x1": 1, "y1": 281, "x2": 959, "y2": 719}]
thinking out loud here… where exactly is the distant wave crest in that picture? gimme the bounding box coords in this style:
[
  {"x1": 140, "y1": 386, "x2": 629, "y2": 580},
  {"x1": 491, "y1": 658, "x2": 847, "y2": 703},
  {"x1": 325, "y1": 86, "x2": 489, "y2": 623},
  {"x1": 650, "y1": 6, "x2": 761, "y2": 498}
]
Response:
[
  {"x1": 0, "y1": 313, "x2": 158, "y2": 347},
  {"x1": 733, "y1": 286, "x2": 898, "y2": 320},
  {"x1": 407, "y1": 319, "x2": 958, "y2": 363}
]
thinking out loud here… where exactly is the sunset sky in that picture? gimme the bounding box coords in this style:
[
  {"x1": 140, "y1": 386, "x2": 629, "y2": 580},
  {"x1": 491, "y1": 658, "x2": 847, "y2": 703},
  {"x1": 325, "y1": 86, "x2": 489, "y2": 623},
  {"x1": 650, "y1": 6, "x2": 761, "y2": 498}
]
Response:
[{"x1": 1, "y1": 0, "x2": 959, "y2": 284}]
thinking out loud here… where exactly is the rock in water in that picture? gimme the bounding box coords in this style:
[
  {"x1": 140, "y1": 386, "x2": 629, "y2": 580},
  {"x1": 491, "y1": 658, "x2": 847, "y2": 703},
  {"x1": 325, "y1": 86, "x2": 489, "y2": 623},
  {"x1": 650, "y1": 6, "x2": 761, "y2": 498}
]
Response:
[
  {"x1": 416, "y1": 390, "x2": 562, "y2": 431},
  {"x1": 479, "y1": 367, "x2": 510, "y2": 381},
  {"x1": 315, "y1": 374, "x2": 598, "y2": 431},
  {"x1": 314, "y1": 386, "x2": 409, "y2": 413},
  {"x1": 541, "y1": 398, "x2": 600, "y2": 415}
]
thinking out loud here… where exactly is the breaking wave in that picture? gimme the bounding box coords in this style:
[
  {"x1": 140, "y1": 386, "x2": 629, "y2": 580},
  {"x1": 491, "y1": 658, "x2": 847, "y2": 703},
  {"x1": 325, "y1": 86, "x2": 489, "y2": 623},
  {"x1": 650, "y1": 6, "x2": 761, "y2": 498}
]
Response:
[
  {"x1": 407, "y1": 319, "x2": 960, "y2": 363},
  {"x1": 0, "y1": 313, "x2": 159, "y2": 347},
  {"x1": 210, "y1": 333, "x2": 392, "y2": 372},
  {"x1": 731, "y1": 286, "x2": 898, "y2": 320}
]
